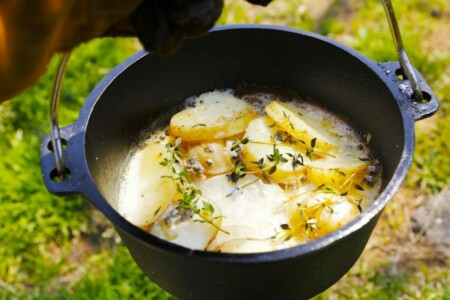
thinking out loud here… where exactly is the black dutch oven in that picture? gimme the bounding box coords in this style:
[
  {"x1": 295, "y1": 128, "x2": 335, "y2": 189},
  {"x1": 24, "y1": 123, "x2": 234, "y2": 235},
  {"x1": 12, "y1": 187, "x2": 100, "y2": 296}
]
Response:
[{"x1": 41, "y1": 24, "x2": 438, "y2": 299}]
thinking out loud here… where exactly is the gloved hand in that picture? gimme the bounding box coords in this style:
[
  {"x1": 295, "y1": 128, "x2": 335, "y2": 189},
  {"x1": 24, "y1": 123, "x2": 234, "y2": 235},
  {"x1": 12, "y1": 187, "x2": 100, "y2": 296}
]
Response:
[
  {"x1": 129, "y1": 0, "x2": 225, "y2": 56},
  {"x1": 0, "y1": 0, "x2": 272, "y2": 103},
  {"x1": 128, "y1": 0, "x2": 274, "y2": 56}
]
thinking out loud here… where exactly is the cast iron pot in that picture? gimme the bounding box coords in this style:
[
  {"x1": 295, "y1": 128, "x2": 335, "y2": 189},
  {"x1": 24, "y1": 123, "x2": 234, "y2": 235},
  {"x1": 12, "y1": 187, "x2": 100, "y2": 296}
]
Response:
[{"x1": 41, "y1": 25, "x2": 438, "y2": 299}]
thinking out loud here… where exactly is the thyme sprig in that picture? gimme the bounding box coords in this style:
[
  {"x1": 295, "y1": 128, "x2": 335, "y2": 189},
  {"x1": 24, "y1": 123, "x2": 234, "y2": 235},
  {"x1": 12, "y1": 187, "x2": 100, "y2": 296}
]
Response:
[
  {"x1": 296, "y1": 202, "x2": 320, "y2": 236},
  {"x1": 250, "y1": 144, "x2": 288, "y2": 181},
  {"x1": 282, "y1": 175, "x2": 367, "y2": 237},
  {"x1": 226, "y1": 161, "x2": 248, "y2": 183},
  {"x1": 286, "y1": 152, "x2": 304, "y2": 170},
  {"x1": 283, "y1": 110, "x2": 295, "y2": 130},
  {"x1": 226, "y1": 140, "x2": 305, "y2": 183},
  {"x1": 297, "y1": 137, "x2": 318, "y2": 160},
  {"x1": 285, "y1": 172, "x2": 358, "y2": 204},
  {"x1": 160, "y1": 137, "x2": 229, "y2": 234},
  {"x1": 273, "y1": 129, "x2": 336, "y2": 161},
  {"x1": 230, "y1": 137, "x2": 249, "y2": 151},
  {"x1": 270, "y1": 223, "x2": 293, "y2": 242},
  {"x1": 305, "y1": 218, "x2": 318, "y2": 233}
]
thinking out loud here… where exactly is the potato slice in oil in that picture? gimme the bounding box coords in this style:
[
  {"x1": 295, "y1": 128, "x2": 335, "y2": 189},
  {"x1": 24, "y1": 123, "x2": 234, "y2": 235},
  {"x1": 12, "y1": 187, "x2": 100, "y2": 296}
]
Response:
[
  {"x1": 306, "y1": 158, "x2": 369, "y2": 191},
  {"x1": 118, "y1": 143, "x2": 177, "y2": 228},
  {"x1": 187, "y1": 141, "x2": 232, "y2": 175},
  {"x1": 169, "y1": 91, "x2": 257, "y2": 141},
  {"x1": 242, "y1": 142, "x2": 307, "y2": 184},
  {"x1": 218, "y1": 239, "x2": 275, "y2": 253},
  {"x1": 265, "y1": 100, "x2": 337, "y2": 152},
  {"x1": 286, "y1": 192, "x2": 359, "y2": 240},
  {"x1": 242, "y1": 116, "x2": 308, "y2": 184},
  {"x1": 244, "y1": 116, "x2": 277, "y2": 143},
  {"x1": 151, "y1": 199, "x2": 223, "y2": 250}
]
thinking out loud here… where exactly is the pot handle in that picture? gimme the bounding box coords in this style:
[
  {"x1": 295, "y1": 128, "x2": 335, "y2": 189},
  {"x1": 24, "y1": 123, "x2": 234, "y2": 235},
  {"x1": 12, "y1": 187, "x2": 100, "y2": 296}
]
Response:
[
  {"x1": 41, "y1": 51, "x2": 86, "y2": 196},
  {"x1": 41, "y1": 124, "x2": 86, "y2": 195},
  {"x1": 378, "y1": 61, "x2": 439, "y2": 121},
  {"x1": 379, "y1": 0, "x2": 438, "y2": 120}
]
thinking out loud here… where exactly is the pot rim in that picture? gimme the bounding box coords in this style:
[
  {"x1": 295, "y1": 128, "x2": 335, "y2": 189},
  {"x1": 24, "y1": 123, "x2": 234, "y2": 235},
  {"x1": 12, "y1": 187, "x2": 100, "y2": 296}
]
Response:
[{"x1": 73, "y1": 25, "x2": 416, "y2": 262}]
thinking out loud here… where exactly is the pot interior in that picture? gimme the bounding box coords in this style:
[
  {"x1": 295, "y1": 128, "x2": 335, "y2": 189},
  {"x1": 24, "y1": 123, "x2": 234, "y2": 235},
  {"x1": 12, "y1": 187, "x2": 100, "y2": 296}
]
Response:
[{"x1": 84, "y1": 26, "x2": 405, "y2": 218}]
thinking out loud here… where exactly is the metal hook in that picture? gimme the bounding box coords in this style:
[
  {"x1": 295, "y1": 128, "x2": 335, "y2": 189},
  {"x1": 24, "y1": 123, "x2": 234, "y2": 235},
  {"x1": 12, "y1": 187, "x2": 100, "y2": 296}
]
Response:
[
  {"x1": 49, "y1": 51, "x2": 71, "y2": 177},
  {"x1": 381, "y1": 0, "x2": 424, "y2": 101}
]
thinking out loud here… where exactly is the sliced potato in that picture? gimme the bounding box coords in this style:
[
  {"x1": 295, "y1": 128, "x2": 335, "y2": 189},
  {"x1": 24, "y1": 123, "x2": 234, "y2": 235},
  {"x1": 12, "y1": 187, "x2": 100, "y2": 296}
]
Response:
[
  {"x1": 285, "y1": 195, "x2": 319, "y2": 241},
  {"x1": 286, "y1": 192, "x2": 359, "y2": 240},
  {"x1": 307, "y1": 158, "x2": 368, "y2": 191},
  {"x1": 242, "y1": 142, "x2": 307, "y2": 184},
  {"x1": 245, "y1": 115, "x2": 308, "y2": 148},
  {"x1": 118, "y1": 143, "x2": 177, "y2": 228},
  {"x1": 244, "y1": 116, "x2": 277, "y2": 143},
  {"x1": 309, "y1": 195, "x2": 359, "y2": 239},
  {"x1": 218, "y1": 239, "x2": 275, "y2": 253},
  {"x1": 169, "y1": 91, "x2": 257, "y2": 141},
  {"x1": 187, "y1": 141, "x2": 232, "y2": 175},
  {"x1": 242, "y1": 116, "x2": 308, "y2": 183},
  {"x1": 265, "y1": 100, "x2": 337, "y2": 152},
  {"x1": 151, "y1": 199, "x2": 222, "y2": 250},
  {"x1": 206, "y1": 223, "x2": 286, "y2": 252}
]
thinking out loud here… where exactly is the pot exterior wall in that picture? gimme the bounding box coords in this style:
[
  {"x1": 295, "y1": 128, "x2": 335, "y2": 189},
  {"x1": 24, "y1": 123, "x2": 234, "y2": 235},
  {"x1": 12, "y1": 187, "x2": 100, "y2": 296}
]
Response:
[{"x1": 117, "y1": 213, "x2": 379, "y2": 300}]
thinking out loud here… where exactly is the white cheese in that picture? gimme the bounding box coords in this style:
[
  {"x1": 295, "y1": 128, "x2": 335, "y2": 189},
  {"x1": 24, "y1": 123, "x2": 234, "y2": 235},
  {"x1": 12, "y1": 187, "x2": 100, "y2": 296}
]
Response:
[{"x1": 195, "y1": 174, "x2": 288, "y2": 252}]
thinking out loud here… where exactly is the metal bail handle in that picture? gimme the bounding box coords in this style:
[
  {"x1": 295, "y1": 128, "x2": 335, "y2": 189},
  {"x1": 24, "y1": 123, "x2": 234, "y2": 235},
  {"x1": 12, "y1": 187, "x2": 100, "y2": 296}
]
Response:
[
  {"x1": 49, "y1": 51, "x2": 71, "y2": 177},
  {"x1": 381, "y1": 0, "x2": 424, "y2": 101}
]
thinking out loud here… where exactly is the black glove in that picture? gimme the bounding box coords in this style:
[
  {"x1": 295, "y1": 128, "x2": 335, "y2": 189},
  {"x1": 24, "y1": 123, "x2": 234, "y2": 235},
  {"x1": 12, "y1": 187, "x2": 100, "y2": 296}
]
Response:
[
  {"x1": 245, "y1": 0, "x2": 272, "y2": 6},
  {"x1": 131, "y1": 0, "x2": 273, "y2": 56}
]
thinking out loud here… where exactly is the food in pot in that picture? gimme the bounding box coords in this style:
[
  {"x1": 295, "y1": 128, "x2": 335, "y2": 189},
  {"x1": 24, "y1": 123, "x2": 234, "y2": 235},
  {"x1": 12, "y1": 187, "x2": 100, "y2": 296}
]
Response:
[{"x1": 117, "y1": 89, "x2": 382, "y2": 253}]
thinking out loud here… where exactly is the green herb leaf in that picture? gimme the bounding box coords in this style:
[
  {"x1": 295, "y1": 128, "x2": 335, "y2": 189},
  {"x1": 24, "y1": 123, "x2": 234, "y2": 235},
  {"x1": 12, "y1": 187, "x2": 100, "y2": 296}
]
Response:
[
  {"x1": 354, "y1": 183, "x2": 365, "y2": 191},
  {"x1": 153, "y1": 206, "x2": 161, "y2": 216},
  {"x1": 280, "y1": 224, "x2": 290, "y2": 230},
  {"x1": 268, "y1": 165, "x2": 277, "y2": 174}
]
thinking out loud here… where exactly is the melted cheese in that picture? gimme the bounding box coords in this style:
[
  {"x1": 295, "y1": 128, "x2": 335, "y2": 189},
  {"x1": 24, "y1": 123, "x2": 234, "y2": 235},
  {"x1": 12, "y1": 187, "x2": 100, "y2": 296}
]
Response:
[{"x1": 196, "y1": 174, "x2": 288, "y2": 251}]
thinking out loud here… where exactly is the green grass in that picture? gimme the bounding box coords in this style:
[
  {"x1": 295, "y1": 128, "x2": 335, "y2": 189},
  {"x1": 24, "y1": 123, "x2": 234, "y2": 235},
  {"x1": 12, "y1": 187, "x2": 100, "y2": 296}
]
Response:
[
  {"x1": 1, "y1": 0, "x2": 449, "y2": 298},
  {"x1": 61, "y1": 245, "x2": 174, "y2": 300},
  {"x1": 315, "y1": 261, "x2": 450, "y2": 299}
]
